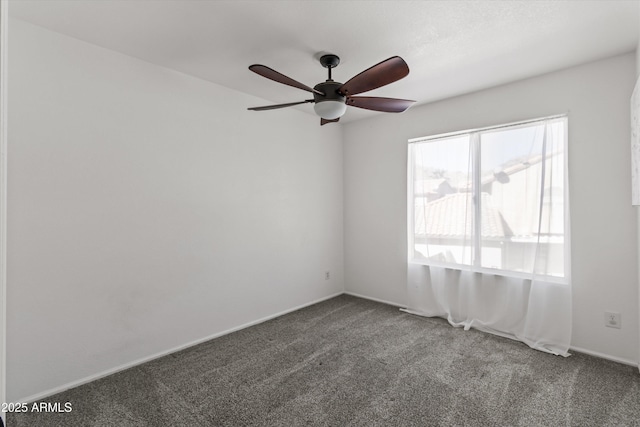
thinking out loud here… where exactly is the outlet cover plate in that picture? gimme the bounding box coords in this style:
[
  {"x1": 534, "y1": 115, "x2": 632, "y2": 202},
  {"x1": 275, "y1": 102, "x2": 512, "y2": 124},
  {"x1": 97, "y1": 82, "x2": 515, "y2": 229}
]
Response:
[{"x1": 605, "y1": 312, "x2": 621, "y2": 329}]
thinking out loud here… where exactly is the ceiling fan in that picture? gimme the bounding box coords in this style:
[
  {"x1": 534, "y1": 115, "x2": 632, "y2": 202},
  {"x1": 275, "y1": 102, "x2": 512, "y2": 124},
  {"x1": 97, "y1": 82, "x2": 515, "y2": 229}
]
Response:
[{"x1": 247, "y1": 54, "x2": 415, "y2": 125}]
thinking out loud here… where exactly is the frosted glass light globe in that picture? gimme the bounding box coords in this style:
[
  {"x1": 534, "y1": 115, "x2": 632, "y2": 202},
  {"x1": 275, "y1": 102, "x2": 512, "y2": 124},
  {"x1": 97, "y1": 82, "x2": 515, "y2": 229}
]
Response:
[{"x1": 314, "y1": 100, "x2": 347, "y2": 120}]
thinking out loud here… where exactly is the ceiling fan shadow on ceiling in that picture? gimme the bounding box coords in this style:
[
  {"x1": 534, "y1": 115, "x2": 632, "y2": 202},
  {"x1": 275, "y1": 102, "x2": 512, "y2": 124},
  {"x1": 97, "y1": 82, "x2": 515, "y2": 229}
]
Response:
[{"x1": 247, "y1": 54, "x2": 415, "y2": 125}]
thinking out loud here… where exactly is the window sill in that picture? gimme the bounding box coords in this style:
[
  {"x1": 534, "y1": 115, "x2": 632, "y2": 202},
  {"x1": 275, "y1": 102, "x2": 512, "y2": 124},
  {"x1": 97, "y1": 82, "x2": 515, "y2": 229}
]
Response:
[{"x1": 408, "y1": 259, "x2": 568, "y2": 285}]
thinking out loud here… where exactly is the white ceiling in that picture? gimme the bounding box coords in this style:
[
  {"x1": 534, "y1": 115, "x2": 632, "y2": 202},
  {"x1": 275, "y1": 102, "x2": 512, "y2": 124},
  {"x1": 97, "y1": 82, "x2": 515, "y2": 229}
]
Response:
[{"x1": 9, "y1": 0, "x2": 640, "y2": 123}]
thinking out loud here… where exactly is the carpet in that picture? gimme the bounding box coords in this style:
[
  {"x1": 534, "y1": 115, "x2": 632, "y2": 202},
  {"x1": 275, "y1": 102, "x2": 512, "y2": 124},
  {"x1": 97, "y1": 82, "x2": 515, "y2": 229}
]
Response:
[{"x1": 8, "y1": 294, "x2": 640, "y2": 426}]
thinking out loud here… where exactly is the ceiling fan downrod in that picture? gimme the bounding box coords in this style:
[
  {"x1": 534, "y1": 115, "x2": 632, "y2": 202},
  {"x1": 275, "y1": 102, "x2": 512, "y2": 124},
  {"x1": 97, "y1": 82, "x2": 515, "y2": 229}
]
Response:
[{"x1": 319, "y1": 54, "x2": 340, "y2": 82}]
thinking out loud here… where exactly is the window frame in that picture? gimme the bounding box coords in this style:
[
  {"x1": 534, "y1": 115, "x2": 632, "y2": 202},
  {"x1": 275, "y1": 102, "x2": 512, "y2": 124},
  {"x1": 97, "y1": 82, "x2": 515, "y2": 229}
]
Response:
[{"x1": 407, "y1": 115, "x2": 570, "y2": 284}]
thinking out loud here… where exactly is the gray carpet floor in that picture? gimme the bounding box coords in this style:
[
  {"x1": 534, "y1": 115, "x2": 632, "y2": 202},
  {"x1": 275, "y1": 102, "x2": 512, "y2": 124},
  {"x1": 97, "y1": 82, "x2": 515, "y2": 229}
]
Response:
[{"x1": 8, "y1": 294, "x2": 640, "y2": 426}]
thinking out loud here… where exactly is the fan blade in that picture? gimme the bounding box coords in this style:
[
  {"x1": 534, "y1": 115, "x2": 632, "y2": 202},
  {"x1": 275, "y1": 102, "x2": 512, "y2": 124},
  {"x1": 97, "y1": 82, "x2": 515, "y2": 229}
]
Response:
[
  {"x1": 339, "y1": 56, "x2": 409, "y2": 96},
  {"x1": 249, "y1": 65, "x2": 324, "y2": 95},
  {"x1": 248, "y1": 100, "x2": 314, "y2": 111},
  {"x1": 321, "y1": 118, "x2": 340, "y2": 126},
  {"x1": 346, "y1": 96, "x2": 415, "y2": 113}
]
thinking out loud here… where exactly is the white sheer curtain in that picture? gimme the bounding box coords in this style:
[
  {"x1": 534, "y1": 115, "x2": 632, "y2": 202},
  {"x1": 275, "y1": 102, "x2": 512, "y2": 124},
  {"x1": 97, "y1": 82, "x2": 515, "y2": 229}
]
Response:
[{"x1": 406, "y1": 117, "x2": 571, "y2": 356}]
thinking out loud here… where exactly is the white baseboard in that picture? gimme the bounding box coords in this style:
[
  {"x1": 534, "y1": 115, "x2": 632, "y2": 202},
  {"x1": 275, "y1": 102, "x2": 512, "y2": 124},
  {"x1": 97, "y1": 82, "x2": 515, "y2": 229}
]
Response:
[
  {"x1": 569, "y1": 345, "x2": 638, "y2": 368},
  {"x1": 344, "y1": 292, "x2": 639, "y2": 370},
  {"x1": 15, "y1": 291, "x2": 638, "y2": 404},
  {"x1": 343, "y1": 291, "x2": 406, "y2": 308},
  {"x1": 15, "y1": 291, "x2": 343, "y2": 404}
]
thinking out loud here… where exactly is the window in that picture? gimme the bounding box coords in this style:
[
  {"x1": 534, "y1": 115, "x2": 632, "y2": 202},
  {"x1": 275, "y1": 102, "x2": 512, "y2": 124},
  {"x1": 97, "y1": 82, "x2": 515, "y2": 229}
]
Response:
[{"x1": 408, "y1": 116, "x2": 568, "y2": 281}]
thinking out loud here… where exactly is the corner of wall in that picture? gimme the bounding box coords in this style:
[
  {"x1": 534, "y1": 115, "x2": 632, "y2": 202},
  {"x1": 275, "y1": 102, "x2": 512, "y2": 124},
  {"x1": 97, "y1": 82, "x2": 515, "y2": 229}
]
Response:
[{"x1": 339, "y1": 121, "x2": 348, "y2": 295}]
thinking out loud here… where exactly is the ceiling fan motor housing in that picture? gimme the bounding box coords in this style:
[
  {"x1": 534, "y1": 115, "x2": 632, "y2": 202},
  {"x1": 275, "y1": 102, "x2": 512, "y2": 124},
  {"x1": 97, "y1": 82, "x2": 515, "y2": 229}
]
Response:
[{"x1": 313, "y1": 81, "x2": 347, "y2": 120}]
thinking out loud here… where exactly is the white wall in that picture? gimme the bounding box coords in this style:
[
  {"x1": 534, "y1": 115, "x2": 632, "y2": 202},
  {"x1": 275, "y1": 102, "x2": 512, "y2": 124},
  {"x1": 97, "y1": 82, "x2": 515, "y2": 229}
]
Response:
[
  {"x1": 6, "y1": 18, "x2": 344, "y2": 401},
  {"x1": 636, "y1": 3, "x2": 640, "y2": 371},
  {"x1": 637, "y1": 5, "x2": 640, "y2": 76},
  {"x1": 0, "y1": 1, "x2": 7, "y2": 422},
  {"x1": 344, "y1": 53, "x2": 639, "y2": 364}
]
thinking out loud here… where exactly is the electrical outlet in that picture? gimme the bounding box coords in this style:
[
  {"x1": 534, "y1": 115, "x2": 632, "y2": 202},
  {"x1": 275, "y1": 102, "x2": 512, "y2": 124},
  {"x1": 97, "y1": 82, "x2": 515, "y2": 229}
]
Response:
[
  {"x1": 325, "y1": 271, "x2": 330, "y2": 280},
  {"x1": 604, "y1": 312, "x2": 621, "y2": 329}
]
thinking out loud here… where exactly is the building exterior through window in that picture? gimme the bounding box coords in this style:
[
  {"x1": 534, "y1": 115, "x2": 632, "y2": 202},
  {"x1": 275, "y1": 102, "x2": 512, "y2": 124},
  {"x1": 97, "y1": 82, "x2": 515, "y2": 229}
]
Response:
[{"x1": 408, "y1": 116, "x2": 568, "y2": 282}]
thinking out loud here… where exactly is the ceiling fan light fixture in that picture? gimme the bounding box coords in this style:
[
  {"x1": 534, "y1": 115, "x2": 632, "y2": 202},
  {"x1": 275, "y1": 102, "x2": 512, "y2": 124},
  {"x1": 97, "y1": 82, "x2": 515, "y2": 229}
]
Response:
[
  {"x1": 313, "y1": 100, "x2": 347, "y2": 120},
  {"x1": 248, "y1": 54, "x2": 415, "y2": 125}
]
